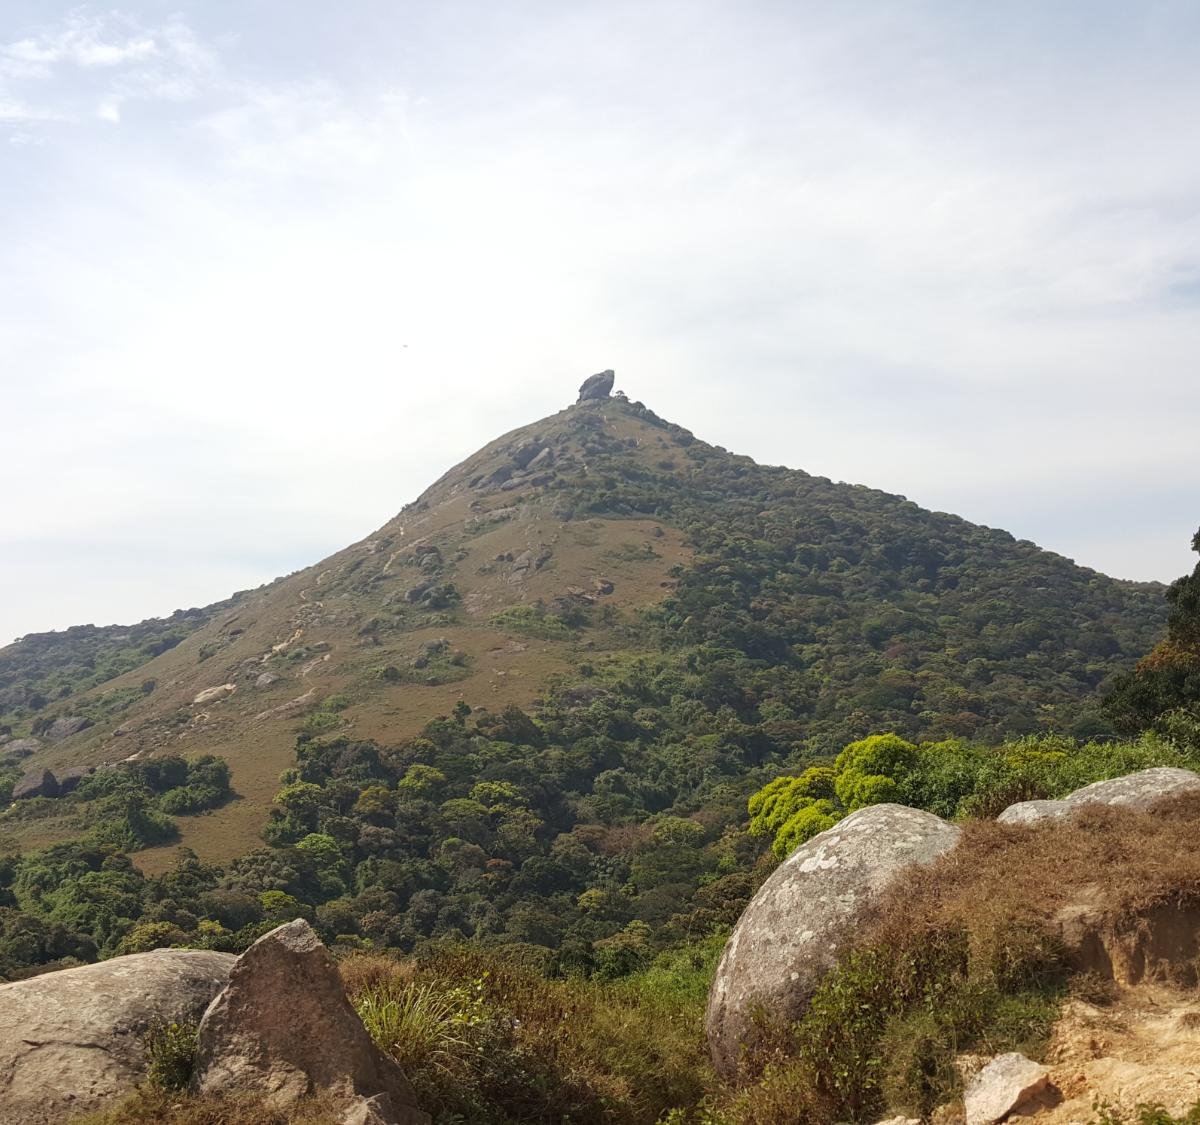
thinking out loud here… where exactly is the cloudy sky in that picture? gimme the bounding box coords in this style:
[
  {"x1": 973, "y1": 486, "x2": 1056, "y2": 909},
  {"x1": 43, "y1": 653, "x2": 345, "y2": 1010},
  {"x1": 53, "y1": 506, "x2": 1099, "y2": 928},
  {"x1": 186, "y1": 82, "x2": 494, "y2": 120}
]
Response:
[{"x1": 2, "y1": 1, "x2": 1198, "y2": 643}]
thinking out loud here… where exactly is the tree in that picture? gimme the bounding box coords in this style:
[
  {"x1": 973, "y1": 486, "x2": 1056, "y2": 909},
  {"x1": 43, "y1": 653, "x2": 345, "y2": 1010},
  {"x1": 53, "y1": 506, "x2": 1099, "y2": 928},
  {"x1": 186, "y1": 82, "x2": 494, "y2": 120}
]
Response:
[{"x1": 1104, "y1": 527, "x2": 1200, "y2": 735}]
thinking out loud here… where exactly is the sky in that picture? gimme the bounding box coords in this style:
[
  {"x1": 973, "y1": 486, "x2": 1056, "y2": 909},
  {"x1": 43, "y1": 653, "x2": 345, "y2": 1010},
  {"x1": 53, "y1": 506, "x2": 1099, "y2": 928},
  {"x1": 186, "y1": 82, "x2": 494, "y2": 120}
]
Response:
[{"x1": 1, "y1": 1, "x2": 1198, "y2": 643}]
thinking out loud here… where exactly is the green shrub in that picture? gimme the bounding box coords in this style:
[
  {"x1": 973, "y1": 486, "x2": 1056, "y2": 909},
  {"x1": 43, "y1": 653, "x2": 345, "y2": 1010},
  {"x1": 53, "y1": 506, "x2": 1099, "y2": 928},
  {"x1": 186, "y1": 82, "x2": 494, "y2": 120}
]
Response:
[{"x1": 144, "y1": 1019, "x2": 199, "y2": 1091}]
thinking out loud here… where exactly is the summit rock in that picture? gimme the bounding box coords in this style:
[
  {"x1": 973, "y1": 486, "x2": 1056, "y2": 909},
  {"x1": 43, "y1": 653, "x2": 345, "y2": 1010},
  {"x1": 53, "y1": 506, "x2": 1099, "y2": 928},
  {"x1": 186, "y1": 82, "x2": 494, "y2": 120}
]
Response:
[{"x1": 577, "y1": 369, "x2": 615, "y2": 402}]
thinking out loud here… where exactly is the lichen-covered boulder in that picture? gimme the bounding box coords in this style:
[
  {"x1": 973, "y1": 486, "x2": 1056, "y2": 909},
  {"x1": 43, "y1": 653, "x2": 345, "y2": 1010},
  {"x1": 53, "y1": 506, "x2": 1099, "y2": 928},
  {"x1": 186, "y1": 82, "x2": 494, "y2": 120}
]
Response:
[
  {"x1": 192, "y1": 919, "x2": 429, "y2": 1125},
  {"x1": 0, "y1": 948, "x2": 235, "y2": 1124},
  {"x1": 998, "y1": 767, "x2": 1200, "y2": 825},
  {"x1": 705, "y1": 804, "x2": 960, "y2": 1077}
]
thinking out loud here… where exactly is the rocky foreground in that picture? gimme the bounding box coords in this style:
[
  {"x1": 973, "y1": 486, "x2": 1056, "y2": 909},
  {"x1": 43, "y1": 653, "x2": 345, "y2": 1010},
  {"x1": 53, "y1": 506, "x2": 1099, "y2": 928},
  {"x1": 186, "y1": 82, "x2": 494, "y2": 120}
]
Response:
[{"x1": 0, "y1": 921, "x2": 428, "y2": 1125}]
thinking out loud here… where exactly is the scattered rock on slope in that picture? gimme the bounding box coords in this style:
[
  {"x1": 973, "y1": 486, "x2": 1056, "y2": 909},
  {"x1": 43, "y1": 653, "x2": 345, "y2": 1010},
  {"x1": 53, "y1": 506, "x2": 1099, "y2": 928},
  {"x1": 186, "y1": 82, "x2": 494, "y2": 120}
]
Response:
[
  {"x1": 11, "y1": 767, "x2": 59, "y2": 801},
  {"x1": 998, "y1": 767, "x2": 1200, "y2": 825},
  {"x1": 705, "y1": 803, "x2": 961, "y2": 1077},
  {"x1": 963, "y1": 1052, "x2": 1052, "y2": 1125},
  {"x1": 0, "y1": 949, "x2": 235, "y2": 1124},
  {"x1": 43, "y1": 715, "x2": 90, "y2": 742},
  {"x1": 192, "y1": 919, "x2": 429, "y2": 1125},
  {"x1": 577, "y1": 369, "x2": 615, "y2": 402}
]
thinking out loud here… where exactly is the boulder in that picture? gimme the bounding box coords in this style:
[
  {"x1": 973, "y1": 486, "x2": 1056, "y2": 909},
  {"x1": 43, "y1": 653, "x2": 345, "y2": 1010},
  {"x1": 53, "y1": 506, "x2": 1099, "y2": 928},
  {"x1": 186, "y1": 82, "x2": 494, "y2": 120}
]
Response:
[
  {"x1": 0, "y1": 948, "x2": 235, "y2": 1124},
  {"x1": 44, "y1": 716, "x2": 90, "y2": 743},
  {"x1": 192, "y1": 919, "x2": 429, "y2": 1125},
  {"x1": 577, "y1": 369, "x2": 615, "y2": 402},
  {"x1": 4, "y1": 738, "x2": 41, "y2": 758},
  {"x1": 255, "y1": 671, "x2": 281, "y2": 689},
  {"x1": 705, "y1": 804, "x2": 961, "y2": 1077},
  {"x1": 511, "y1": 440, "x2": 545, "y2": 469},
  {"x1": 56, "y1": 766, "x2": 94, "y2": 796},
  {"x1": 998, "y1": 767, "x2": 1200, "y2": 825},
  {"x1": 526, "y1": 446, "x2": 553, "y2": 471},
  {"x1": 192, "y1": 683, "x2": 236, "y2": 705},
  {"x1": 963, "y1": 1052, "x2": 1051, "y2": 1125},
  {"x1": 11, "y1": 767, "x2": 59, "y2": 801},
  {"x1": 995, "y1": 799, "x2": 1066, "y2": 826}
]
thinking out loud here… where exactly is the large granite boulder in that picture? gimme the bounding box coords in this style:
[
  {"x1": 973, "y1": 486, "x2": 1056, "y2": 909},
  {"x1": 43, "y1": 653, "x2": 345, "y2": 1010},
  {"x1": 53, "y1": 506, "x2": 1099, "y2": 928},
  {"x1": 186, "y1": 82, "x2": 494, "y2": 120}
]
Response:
[
  {"x1": 705, "y1": 804, "x2": 960, "y2": 1077},
  {"x1": 193, "y1": 919, "x2": 429, "y2": 1125},
  {"x1": 11, "y1": 768, "x2": 59, "y2": 801},
  {"x1": 577, "y1": 369, "x2": 615, "y2": 402},
  {"x1": 0, "y1": 949, "x2": 235, "y2": 1124},
  {"x1": 998, "y1": 767, "x2": 1200, "y2": 825}
]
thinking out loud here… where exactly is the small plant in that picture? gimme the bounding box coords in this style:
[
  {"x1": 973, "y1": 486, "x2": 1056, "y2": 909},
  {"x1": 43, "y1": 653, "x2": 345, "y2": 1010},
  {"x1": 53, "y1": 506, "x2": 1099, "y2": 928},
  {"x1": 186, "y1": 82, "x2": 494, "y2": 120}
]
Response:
[
  {"x1": 1093, "y1": 1099, "x2": 1200, "y2": 1125},
  {"x1": 144, "y1": 1019, "x2": 199, "y2": 1091}
]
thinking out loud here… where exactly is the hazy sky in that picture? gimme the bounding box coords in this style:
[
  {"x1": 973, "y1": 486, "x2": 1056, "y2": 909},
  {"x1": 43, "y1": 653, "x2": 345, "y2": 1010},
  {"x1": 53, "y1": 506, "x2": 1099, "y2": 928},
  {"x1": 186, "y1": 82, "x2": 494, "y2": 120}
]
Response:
[{"x1": 2, "y1": 2, "x2": 1198, "y2": 643}]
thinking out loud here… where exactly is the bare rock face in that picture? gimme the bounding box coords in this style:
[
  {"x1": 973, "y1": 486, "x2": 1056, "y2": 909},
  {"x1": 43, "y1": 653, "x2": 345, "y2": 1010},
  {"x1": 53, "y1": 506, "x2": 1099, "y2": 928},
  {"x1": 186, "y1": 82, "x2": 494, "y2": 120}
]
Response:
[
  {"x1": 998, "y1": 767, "x2": 1200, "y2": 825},
  {"x1": 577, "y1": 369, "x2": 615, "y2": 402},
  {"x1": 705, "y1": 804, "x2": 961, "y2": 1077},
  {"x1": 963, "y1": 1052, "x2": 1051, "y2": 1125},
  {"x1": 11, "y1": 767, "x2": 59, "y2": 801},
  {"x1": 0, "y1": 948, "x2": 235, "y2": 1124},
  {"x1": 192, "y1": 919, "x2": 429, "y2": 1125}
]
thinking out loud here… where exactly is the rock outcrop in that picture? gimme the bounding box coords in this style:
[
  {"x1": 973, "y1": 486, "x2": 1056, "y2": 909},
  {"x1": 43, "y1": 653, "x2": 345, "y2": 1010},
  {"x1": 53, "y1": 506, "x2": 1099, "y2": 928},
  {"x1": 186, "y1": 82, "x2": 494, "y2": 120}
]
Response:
[
  {"x1": 705, "y1": 803, "x2": 961, "y2": 1077},
  {"x1": 44, "y1": 716, "x2": 90, "y2": 743},
  {"x1": 3, "y1": 738, "x2": 41, "y2": 758},
  {"x1": 577, "y1": 369, "x2": 615, "y2": 402},
  {"x1": 963, "y1": 1052, "x2": 1051, "y2": 1125},
  {"x1": 55, "y1": 766, "x2": 93, "y2": 796},
  {"x1": 11, "y1": 767, "x2": 59, "y2": 801},
  {"x1": 998, "y1": 767, "x2": 1200, "y2": 825},
  {"x1": 192, "y1": 919, "x2": 429, "y2": 1125},
  {"x1": 0, "y1": 949, "x2": 235, "y2": 1124}
]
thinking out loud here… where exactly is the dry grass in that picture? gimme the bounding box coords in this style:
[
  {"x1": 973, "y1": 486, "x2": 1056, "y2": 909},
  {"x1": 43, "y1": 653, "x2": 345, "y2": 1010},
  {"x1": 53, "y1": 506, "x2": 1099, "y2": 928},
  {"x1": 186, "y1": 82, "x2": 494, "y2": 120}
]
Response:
[
  {"x1": 339, "y1": 945, "x2": 713, "y2": 1124},
  {"x1": 871, "y1": 791, "x2": 1200, "y2": 942},
  {"x1": 70, "y1": 1089, "x2": 342, "y2": 1125}
]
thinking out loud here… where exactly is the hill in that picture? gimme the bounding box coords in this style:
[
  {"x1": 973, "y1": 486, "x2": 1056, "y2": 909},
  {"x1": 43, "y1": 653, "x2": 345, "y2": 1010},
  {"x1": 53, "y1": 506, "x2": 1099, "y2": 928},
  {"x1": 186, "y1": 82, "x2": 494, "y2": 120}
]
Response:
[{"x1": 0, "y1": 375, "x2": 1166, "y2": 872}]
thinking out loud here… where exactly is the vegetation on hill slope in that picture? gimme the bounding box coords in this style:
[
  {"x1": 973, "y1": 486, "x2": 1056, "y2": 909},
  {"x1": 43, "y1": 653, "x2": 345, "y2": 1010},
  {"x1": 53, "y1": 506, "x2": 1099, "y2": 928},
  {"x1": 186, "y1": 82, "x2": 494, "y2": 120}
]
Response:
[
  {"x1": 0, "y1": 601, "x2": 240, "y2": 725},
  {"x1": 0, "y1": 395, "x2": 1193, "y2": 1124},
  {"x1": 0, "y1": 394, "x2": 1167, "y2": 869}
]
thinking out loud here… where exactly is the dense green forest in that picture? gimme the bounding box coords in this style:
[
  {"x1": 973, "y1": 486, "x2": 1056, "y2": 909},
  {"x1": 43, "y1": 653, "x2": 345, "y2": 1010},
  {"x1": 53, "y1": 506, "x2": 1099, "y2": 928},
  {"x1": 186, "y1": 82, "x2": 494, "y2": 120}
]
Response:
[{"x1": 552, "y1": 400, "x2": 1165, "y2": 746}]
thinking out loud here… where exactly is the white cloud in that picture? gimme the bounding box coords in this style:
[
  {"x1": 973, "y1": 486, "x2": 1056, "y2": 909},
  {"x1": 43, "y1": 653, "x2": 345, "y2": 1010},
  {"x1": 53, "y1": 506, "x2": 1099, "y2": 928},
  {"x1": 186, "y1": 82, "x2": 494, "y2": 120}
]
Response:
[{"x1": 0, "y1": 9, "x2": 216, "y2": 131}]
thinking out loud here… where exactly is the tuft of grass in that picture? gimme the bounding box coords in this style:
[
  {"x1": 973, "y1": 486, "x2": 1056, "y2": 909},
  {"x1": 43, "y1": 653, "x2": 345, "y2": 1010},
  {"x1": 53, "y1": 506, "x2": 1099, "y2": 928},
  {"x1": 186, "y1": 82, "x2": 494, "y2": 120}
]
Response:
[
  {"x1": 355, "y1": 978, "x2": 485, "y2": 1078},
  {"x1": 341, "y1": 944, "x2": 713, "y2": 1124}
]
